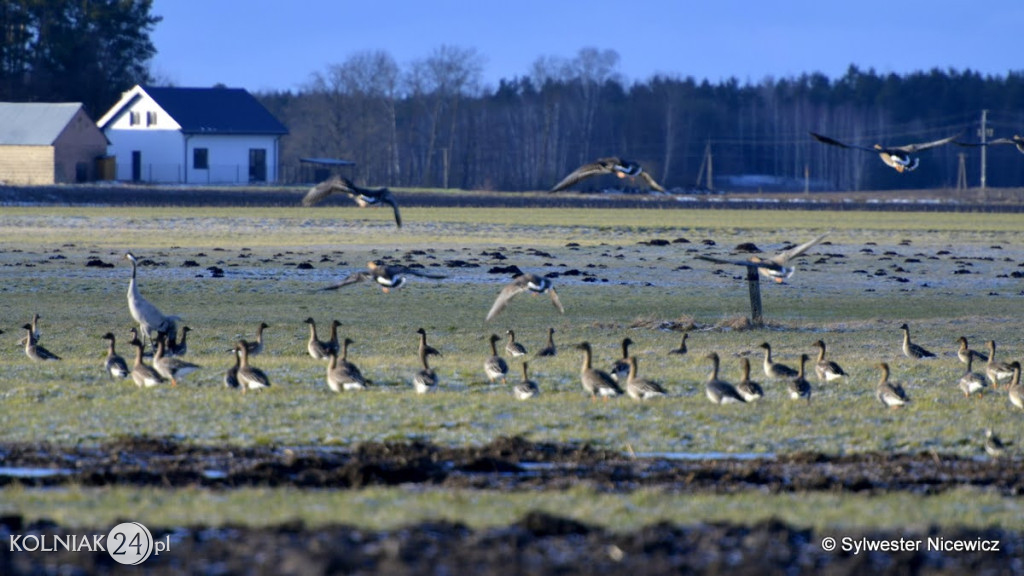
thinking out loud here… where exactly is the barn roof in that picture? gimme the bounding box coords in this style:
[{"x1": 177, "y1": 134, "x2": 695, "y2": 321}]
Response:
[
  {"x1": 0, "y1": 102, "x2": 84, "y2": 145},
  {"x1": 98, "y1": 85, "x2": 288, "y2": 135}
]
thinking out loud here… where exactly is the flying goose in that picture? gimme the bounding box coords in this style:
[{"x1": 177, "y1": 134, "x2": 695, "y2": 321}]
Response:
[
  {"x1": 129, "y1": 337, "x2": 165, "y2": 387},
  {"x1": 101, "y1": 332, "x2": 129, "y2": 379},
  {"x1": 984, "y1": 429, "x2": 1008, "y2": 458},
  {"x1": 956, "y1": 336, "x2": 987, "y2": 364},
  {"x1": 243, "y1": 322, "x2": 270, "y2": 356},
  {"x1": 483, "y1": 334, "x2": 509, "y2": 384},
  {"x1": 302, "y1": 176, "x2": 402, "y2": 227},
  {"x1": 759, "y1": 342, "x2": 797, "y2": 380},
  {"x1": 984, "y1": 340, "x2": 1014, "y2": 388},
  {"x1": 575, "y1": 342, "x2": 623, "y2": 399},
  {"x1": 485, "y1": 273, "x2": 564, "y2": 322},
  {"x1": 703, "y1": 352, "x2": 744, "y2": 405},
  {"x1": 22, "y1": 323, "x2": 60, "y2": 361},
  {"x1": 735, "y1": 357, "x2": 764, "y2": 403},
  {"x1": 513, "y1": 361, "x2": 540, "y2": 400},
  {"x1": 810, "y1": 131, "x2": 960, "y2": 172},
  {"x1": 323, "y1": 260, "x2": 446, "y2": 293},
  {"x1": 505, "y1": 329, "x2": 528, "y2": 357},
  {"x1": 899, "y1": 323, "x2": 935, "y2": 359},
  {"x1": 958, "y1": 352, "x2": 988, "y2": 398},
  {"x1": 412, "y1": 336, "x2": 439, "y2": 394},
  {"x1": 304, "y1": 317, "x2": 331, "y2": 360},
  {"x1": 625, "y1": 356, "x2": 668, "y2": 400},
  {"x1": 788, "y1": 354, "x2": 813, "y2": 402},
  {"x1": 124, "y1": 252, "x2": 179, "y2": 346},
  {"x1": 956, "y1": 134, "x2": 1024, "y2": 154},
  {"x1": 668, "y1": 332, "x2": 688, "y2": 355},
  {"x1": 550, "y1": 157, "x2": 665, "y2": 192},
  {"x1": 1006, "y1": 362, "x2": 1022, "y2": 410},
  {"x1": 535, "y1": 327, "x2": 557, "y2": 358},
  {"x1": 812, "y1": 340, "x2": 847, "y2": 383},
  {"x1": 696, "y1": 232, "x2": 830, "y2": 283},
  {"x1": 609, "y1": 337, "x2": 634, "y2": 382},
  {"x1": 153, "y1": 334, "x2": 201, "y2": 386},
  {"x1": 236, "y1": 340, "x2": 270, "y2": 392},
  {"x1": 875, "y1": 362, "x2": 909, "y2": 408}
]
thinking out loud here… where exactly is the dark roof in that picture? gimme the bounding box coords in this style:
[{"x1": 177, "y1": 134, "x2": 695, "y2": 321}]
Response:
[
  {"x1": 299, "y1": 157, "x2": 356, "y2": 166},
  {"x1": 142, "y1": 86, "x2": 288, "y2": 135}
]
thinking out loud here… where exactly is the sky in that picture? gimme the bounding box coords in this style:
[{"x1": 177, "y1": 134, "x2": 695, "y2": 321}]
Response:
[{"x1": 149, "y1": 0, "x2": 1024, "y2": 93}]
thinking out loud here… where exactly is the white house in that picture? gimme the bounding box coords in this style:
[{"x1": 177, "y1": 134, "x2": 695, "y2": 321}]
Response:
[{"x1": 96, "y1": 85, "x2": 288, "y2": 184}]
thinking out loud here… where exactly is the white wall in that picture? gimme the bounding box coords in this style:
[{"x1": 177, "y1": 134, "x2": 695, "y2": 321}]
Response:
[
  {"x1": 105, "y1": 129, "x2": 185, "y2": 182},
  {"x1": 185, "y1": 134, "x2": 281, "y2": 184}
]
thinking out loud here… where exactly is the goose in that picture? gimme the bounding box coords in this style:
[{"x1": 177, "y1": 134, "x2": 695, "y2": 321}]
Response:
[
  {"x1": 550, "y1": 157, "x2": 665, "y2": 192},
  {"x1": 984, "y1": 340, "x2": 1014, "y2": 388},
  {"x1": 703, "y1": 352, "x2": 744, "y2": 405},
  {"x1": 899, "y1": 323, "x2": 935, "y2": 359},
  {"x1": 759, "y1": 342, "x2": 797, "y2": 380},
  {"x1": 668, "y1": 332, "x2": 688, "y2": 355},
  {"x1": 483, "y1": 334, "x2": 509, "y2": 384},
  {"x1": 236, "y1": 340, "x2": 270, "y2": 392},
  {"x1": 322, "y1": 260, "x2": 446, "y2": 293},
  {"x1": 735, "y1": 357, "x2": 764, "y2": 402},
  {"x1": 535, "y1": 328, "x2": 557, "y2": 358},
  {"x1": 984, "y1": 429, "x2": 1008, "y2": 458},
  {"x1": 485, "y1": 273, "x2": 563, "y2": 322},
  {"x1": 124, "y1": 252, "x2": 179, "y2": 346},
  {"x1": 812, "y1": 340, "x2": 847, "y2": 383},
  {"x1": 304, "y1": 317, "x2": 330, "y2": 360},
  {"x1": 166, "y1": 326, "x2": 191, "y2": 356},
  {"x1": 243, "y1": 322, "x2": 270, "y2": 356},
  {"x1": 810, "y1": 131, "x2": 960, "y2": 173},
  {"x1": 129, "y1": 337, "x2": 165, "y2": 387},
  {"x1": 696, "y1": 232, "x2": 829, "y2": 283},
  {"x1": 224, "y1": 349, "x2": 241, "y2": 389},
  {"x1": 956, "y1": 134, "x2": 1024, "y2": 154},
  {"x1": 416, "y1": 328, "x2": 442, "y2": 359},
  {"x1": 513, "y1": 361, "x2": 540, "y2": 400},
  {"x1": 324, "y1": 320, "x2": 342, "y2": 356},
  {"x1": 412, "y1": 337, "x2": 439, "y2": 394},
  {"x1": 326, "y1": 347, "x2": 367, "y2": 392},
  {"x1": 625, "y1": 356, "x2": 668, "y2": 400},
  {"x1": 153, "y1": 334, "x2": 201, "y2": 387},
  {"x1": 505, "y1": 329, "x2": 528, "y2": 357},
  {"x1": 609, "y1": 337, "x2": 634, "y2": 382},
  {"x1": 101, "y1": 332, "x2": 129, "y2": 379},
  {"x1": 956, "y1": 336, "x2": 987, "y2": 364},
  {"x1": 22, "y1": 323, "x2": 60, "y2": 361},
  {"x1": 875, "y1": 362, "x2": 909, "y2": 408},
  {"x1": 575, "y1": 342, "x2": 622, "y2": 399},
  {"x1": 17, "y1": 313, "x2": 40, "y2": 345},
  {"x1": 301, "y1": 175, "x2": 402, "y2": 227},
  {"x1": 958, "y1": 352, "x2": 988, "y2": 397},
  {"x1": 788, "y1": 354, "x2": 813, "y2": 401},
  {"x1": 1006, "y1": 362, "x2": 1022, "y2": 410}
]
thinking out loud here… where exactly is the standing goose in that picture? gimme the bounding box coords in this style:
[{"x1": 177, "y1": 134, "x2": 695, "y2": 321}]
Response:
[
  {"x1": 1006, "y1": 362, "x2": 1022, "y2": 410},
  {"x1": 899, "y1": 323, "x2": 935, "y2": 359},
  {"x1": 301, "y1": 176, "x2": 403, "y2": 227},
  {"x1": 326, "y1": 348, "x2": 367, "y2": 392},
  {"x1": 304, "y1": 317, "x2": 330, "y2": 360},
  {"x1": 984, "y1": 340, "x2": 1014, "y2": 388},
  {"x1": 625, "y1": 356, "x2": 668, "y2": 400},
  {"x1": 668, "y1": 332, "x2": 688, "y2": 355},
  {"x1": 244, "y1": 322, "x2": 270, "y2": 356},
  {"x1": 323, "y1": 261, "x2": 445, "y2": 293},
  {"x1": 735, "y1": 357, "x2": 764, "y2": 402},
  {"x1": 124, "y1": 252, "x2": 179, "y2": 346},
  {"x1": 101, "y1": 332, "x2": 129, "y2": 379},
  {"x1": 129, "y1": 337, "x2": 165, "y2": 387},
  {"x1": 696, "y1": 232, "x2": 830, "y2": 283},
  {"x1": 956, "y1": 336, "x2": 987, "y2": 364},
  {"x1": 153, "y1": 334, "x2": 201, "y2": 387},
  {"x1": 17, "y1": 313, "x2": 40, "y2": 345},
  {"x1": 483, "y1": 334, "x2": 509, "y2": 384},
  {"x1": 609, "y1": 337, "x2": 634, "y2": 382},
  {"x1": 810, "y1": 131, "x2": 960, "y2": 172},
  {"x1": 224, "y1": 349, "x2": 241, "y2": 389},
  {"x1": 166, "y1": 326, "x2": 191, "y2": 357},
  {"x1": 505, "y1": 329, "x2": 528, "y2": 357},
  {"x1": 550, "y1": 157, "x2": 665, "y2": 192},
  {"x1": 416, "y1": 328, "x2": 442, "y2": 359},
  {"x1": 22, "y1": 323, "x2": 60, "y2": 361},
  {"x1": 812, "y1": 340, "x2": 847, "y2": 383},
  {"x1": 513, "y1": 361, "x2": 540, "y2": 400},
  {"x1": 485, "y1": 273, "x2": 564, "y2": 322},
  {"x1": 535, "y1": 328, "x2": 557, "y2": 358},
  {"x1": 412, "y1": 341, "x2": 439, "y2": 394},
  {"x1": 324, "y1": 320, "x2": 342, "y2": 356},
  {"x1": 759, "y1": 342, "x2": 797, "y2": 380},
  {"x1": 703, "y1": 352, "x2": 745, "y2": 405},
  {"x1": 236, "y1": 340, "x2": 270, "y2": 392},
  {"x1": 958, "y1": 352, "x2": 988, "y2": 397},
  {"x1": 788, "y1": 354, "x2": 812, "y2": 402},
  {"x1": 875, "y1": 362, "x2": 910, "y2": 408},
  {"x1": 575, "y1": 342, "x2": 623, "y2": 399}
]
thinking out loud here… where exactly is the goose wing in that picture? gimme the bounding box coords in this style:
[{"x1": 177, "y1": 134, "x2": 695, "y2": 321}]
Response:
[
  {"x1": 695, "y1": 254, "x2": 788, "y2": 275},
  {"x1": 390, "y1": 265, "x2": 446, "y2": 279},
  {"x1": 548, "y1": 286, "x2": 565, "y2": 314},
  {"x1": 302, "y1": 176, "x2": 355, "y2": 207},
  {"x1": 322, "y1": 271, "x2": 373, "y2": 291},
  {"x1": 486, "y1": 280, "x2": 529, "y2": 322},
  {"x1": 810, "y1": 132, "x2": 877, "y2": 153},
  {"x1": 550, "y1": 158, "x2": 617, "y2": 192},
  {"x1": 893, "y1": 132, "x2": 961, "y2": 153},
  {"x1": 770, "y1": 232, "x2": 830, "y2": 265},
  {"x1": 639, "y1": 171, "x2": 666, "y2": 192},
  {"x1": 381, "y1": 192, "x2": 402, "y2": 227}
]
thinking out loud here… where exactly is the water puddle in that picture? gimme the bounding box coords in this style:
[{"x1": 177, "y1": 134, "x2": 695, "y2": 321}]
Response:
[{"x1": 0, "y1": 466, "x2": 75, "y2": 479}]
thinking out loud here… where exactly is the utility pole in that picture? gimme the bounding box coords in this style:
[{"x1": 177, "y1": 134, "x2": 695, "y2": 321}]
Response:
[
  {"x1": 956, "y1": 153, "x2": 967, "y2": 192},
  {"x1": 979, "y1": 109, "x2": 991, "y2": 189},
  {"x1": 705, "y1": 140, "x2": 713, "y2": 191}
]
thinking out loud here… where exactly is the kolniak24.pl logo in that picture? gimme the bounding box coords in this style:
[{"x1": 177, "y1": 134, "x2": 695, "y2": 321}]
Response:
[{"x1": 9, "y1": 522, "x2": 169, "y2": 565}]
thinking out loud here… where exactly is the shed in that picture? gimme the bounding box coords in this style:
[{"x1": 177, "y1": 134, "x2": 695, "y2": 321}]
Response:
[{"x1": 0, "y1": 102, "x2": 109, "y2": 185}]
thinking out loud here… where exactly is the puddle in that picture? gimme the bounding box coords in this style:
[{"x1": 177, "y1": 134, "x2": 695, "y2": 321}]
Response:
[{"x1": 0, "y1": 466, "x2": 74, "y2": 479}]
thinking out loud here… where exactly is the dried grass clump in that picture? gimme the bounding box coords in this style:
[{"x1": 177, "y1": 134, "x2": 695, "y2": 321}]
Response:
[{"x1": 628, "y1": 314, "x2": 698, "y2": 332}]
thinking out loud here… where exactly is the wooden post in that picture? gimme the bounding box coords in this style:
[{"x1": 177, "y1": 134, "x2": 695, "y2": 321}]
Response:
[{"x1": 746, "y1": 265, "x2": 763, "y2": 327}]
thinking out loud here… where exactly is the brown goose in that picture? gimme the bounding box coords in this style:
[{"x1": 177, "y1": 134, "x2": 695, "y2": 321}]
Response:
[
  {"x1": 505, "y1": 329, "x2": 528, "y2": 358},
  {"x1": 416, "y1": 327, "x2": 442, "y2": 359},
  {"x1": 609, "y1": 337, "x2": 634, "y2": 382},
  {"x1": 153, "y1": 334, "x2": 201, "y2": 386},
  {"x1": 575, "y1": 342, "x2": 622, "y2": 399},
  {"x1": 166, "y1": 326, "x2": 191, "y2": 357},
  {"x1": 101, "y1": 332, "x2": 129, "y2": 379},
  {"x1": 788, "y1": 354, "x2": 812, "y2": 402},
  {"x1": 984, "y1": 340, "x2": 1014, "y2": 388},
  {"x1": 735, "y1": 357, "x2": 764, "y2": 402},
  {"x1": 759, "y1": 342, "x2": 797, "y2": 380},
  {"x1": 302, "y1": 175, "x2": 402, "y2": 227},
  {"x1": 535, "y1": 327, "x2": 557, "y2": 358},
  {"x1": 323, "y1": 261, "x2": 445, "y2": 293},
  {"x1": 486, "y1": 273, "x2": 564, "y2": 322},
  {"x1": 956, "y1": 336, "x2": 987, "y2": 364},
  {"x1": 236, "y1": 340, "x2": 270, "y2": 392},
  {"x1": 326, "y1": 345, "x2": 366, "y2": 392},
  {"x1": 811, "y1": 131, "x2": 960, "y2": 172},
  {"x1": 668, "y1": 332, "x2": 688, "y2": 355},
  {"x1": 22, "y1": 323, "x2": 60, "y2": 361},
  {"x1": 703, "y1": 352, "x2": 744, "y2": 405},
  {"x1": 959, "y1": 353, "x2": 988, "y2": 398},
  {"x1": 244, "y1": 322, "x2": 270, "y2": 356},
  {"x1": 412, "y1": 334, "x2": 439, "y2": 394},
  {"x1": 550, "y1": 157, "x2": 665, "y2": 192},
  {"x1": 1006, "y1": 362, "x2": 1022, "y2": 410},
  {"x1": 899, "y1": 323, "x2": 935, "y2": 359},
  {"x1": 513, "y1": 361, "x2": 540, "y2": 400},
  {"x1": 304, "y1": 317, "x2": 330, "y2": 360},
  {"x1": 625, "y1": 356, "x2": 668, "y2": 400},
  {"x1": 224, "y1": 349, "x2": 241, "y2": 389},
  {"x1": 483, "y1": 334, "x2": 509, "y2": 384},
  {"x1": 129, "y1": 337, "x2": 165, "y2": 388},
  {"x1": 17, "y1": 313, "x2": 40, "y2": 345},
  {"x1": 812, "y1": 340, "x2": 847, "y2": 383},
  {"x1": 875, "y1": 362, "x2": 910, "y2": 408}
]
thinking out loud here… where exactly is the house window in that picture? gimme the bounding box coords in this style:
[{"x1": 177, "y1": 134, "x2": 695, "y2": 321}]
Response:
[
  {"x1": 193, "y1": 148, "x2": 209, "y2": 170},
  {"x1": 129, "y1": 111, "x2": 140, "y2": 126},
  {"x1": 146, "y1": 111, "x2": 158, "y2": 126}
]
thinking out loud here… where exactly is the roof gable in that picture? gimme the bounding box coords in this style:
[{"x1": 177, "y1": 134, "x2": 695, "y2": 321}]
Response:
[
  {"x1": 98, "y1": 85, "x2": 288, "y2": 135},
  {"x1": 0, "y1": 102, "x2": 84, "y2": 145}
]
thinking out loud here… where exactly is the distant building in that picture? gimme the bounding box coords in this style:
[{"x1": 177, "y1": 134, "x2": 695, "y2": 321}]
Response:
[
  {"x1": 0, "y1": 102, "x2": 109, "y2": 185},
  {"x1": 96, "y1": 85, "x2": 289, "y2": 184}
]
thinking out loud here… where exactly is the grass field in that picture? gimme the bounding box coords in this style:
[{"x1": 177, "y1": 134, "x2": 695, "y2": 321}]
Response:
[{"x1": 1, "y1": 203, "x2": 1023, "y2": 532}]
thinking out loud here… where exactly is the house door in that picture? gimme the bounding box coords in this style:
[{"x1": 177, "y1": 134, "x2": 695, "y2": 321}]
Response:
[
  {"x1": 131, "y1": 151, "x2": 141, "y2": 181},
  {"x1": 248, "y1": 148, "x2": 267, "y2": 182}
]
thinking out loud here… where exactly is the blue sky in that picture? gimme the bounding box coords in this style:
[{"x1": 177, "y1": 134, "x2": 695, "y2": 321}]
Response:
[{"x1": 150, "y1": 0, "x2": 1023, "y2": 92}]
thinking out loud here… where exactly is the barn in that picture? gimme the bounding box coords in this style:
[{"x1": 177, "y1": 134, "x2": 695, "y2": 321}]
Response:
[
  {"x1": 0, "y1": 102, "x2": 109, "y2": 185},
  {"x1": 96, "y1": 85, "x2": 289, "y2": 184}
]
